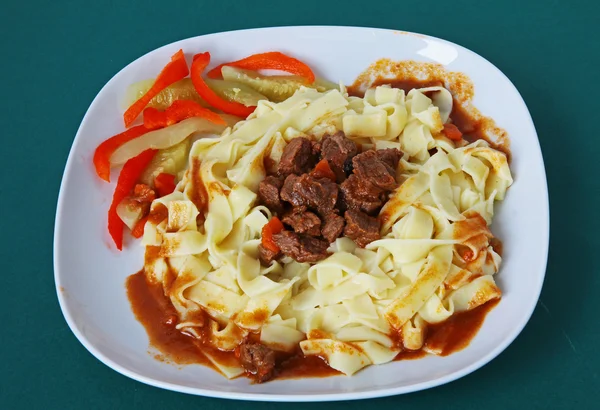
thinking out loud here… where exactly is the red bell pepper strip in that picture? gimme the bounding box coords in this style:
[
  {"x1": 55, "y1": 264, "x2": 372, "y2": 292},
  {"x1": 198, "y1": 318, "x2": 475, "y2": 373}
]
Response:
[
  {"x1": 311, "y1": 159, "x2": 336, "y2": 182},
  {"x1": 131, "y1": 216, "x2": 148, "y2": 239},
  {"x1": 96, "y1": 100, "x2": 223, "y2": 183},
  {"x1": 261, "y1": 217, "x2": 284, "y2": 253},
  {"x1": 154, "y1": 173, "x2": 177, "y2": 197},
  {"x1": 143, "y1": 99, "x2": 225, "y2": 129},
  {"x1": 207, "y1": 52, "x2": 315, "y2": 83},
  {"x1": 124, "y1": 49, "x2": 189, "y2": 127},
  {"x1": 93, "y1": 125, "x2": 150, "y2": 182},
  {"x1": 191, "y1": 52, "x2": 256, "y2": 118},
  {"x1": 108, "y1": 149, "x2": 157, "y2": 250},
  {"x1": 442, "y1": 123, "x2": 463, "y2": 141}
]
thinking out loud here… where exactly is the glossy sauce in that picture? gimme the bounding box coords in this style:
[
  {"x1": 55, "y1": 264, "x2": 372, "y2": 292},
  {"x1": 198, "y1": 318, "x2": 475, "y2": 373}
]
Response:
[
  {"x1": 425, "y1": 299, "x2": 500, "y2": 355},
  {"x1": 128, "y1": 269, "x2": 500, "y2": 380},
  {"x1": 147, "y1": 203, "x2": 168, "y2": 225},
  {"x1": 276, "y1": 354, "x2": 341, "y2": 379},
  {"x1": 394, "y1": 349, "x2": 428, "y2": 361},
  {"x1": 127, "y1": 270, "x2": 211, "y2": 367},
  {"x1": 127, "y1": 270, "x2": 338, "y2": 381},
  {"x1": 188, "y1": 158, "x2": 208, "y2": 225}
]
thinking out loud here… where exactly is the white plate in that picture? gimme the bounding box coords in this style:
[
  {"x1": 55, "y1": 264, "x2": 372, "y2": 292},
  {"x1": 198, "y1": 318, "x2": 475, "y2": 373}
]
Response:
[{"x1": 54, "y1": 26, "x2": 549, "y2": 401}]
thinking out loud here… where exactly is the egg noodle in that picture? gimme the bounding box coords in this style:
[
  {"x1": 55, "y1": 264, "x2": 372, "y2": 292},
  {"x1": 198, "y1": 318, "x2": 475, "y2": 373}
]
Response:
[{"x1": 141, "y1": 84, "x2": 512, "y2": 377}]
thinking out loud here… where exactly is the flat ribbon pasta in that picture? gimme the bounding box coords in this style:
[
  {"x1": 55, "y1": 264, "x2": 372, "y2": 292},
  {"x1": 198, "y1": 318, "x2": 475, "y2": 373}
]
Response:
[{"x1": 140, "y1": 84, "x2": 513, "y2": 377}]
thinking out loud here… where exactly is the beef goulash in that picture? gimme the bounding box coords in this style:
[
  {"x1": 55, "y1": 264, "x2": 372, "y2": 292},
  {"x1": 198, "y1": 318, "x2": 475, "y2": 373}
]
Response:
[
  {"x1": 110, "y1": 53, "x2": 513, "y2": 383},
  {"x1": 257, "y1": 132, "x2": 401, "y2": 264}
]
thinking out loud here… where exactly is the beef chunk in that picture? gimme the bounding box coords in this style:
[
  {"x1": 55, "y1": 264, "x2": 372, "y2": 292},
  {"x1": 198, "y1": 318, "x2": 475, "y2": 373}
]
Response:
[
  {"x1": 261, "y1": 139, "x2": 398, "y2": 255},
  {"x1": 282, "y1": 206, "x2": 322, "y2": 236},
  {"x1": 258, "y1": 243, "x2": 280, "y2": 266},
  {"x1": 352, "y1": 150, "x2": 398, "y2": 191},
  {"x1": 321, "y1": 132, "x2": 358, "y2": 181},
  {"x1": 376, "y1": 148, "x2": 401, "y2": 172},
  {"x1": 339, "y1": 174, "x2": 383, "y2": 214},
  {"x1": 321, "y1": 132, "x2": 358, "y2": 167},
  {"x1": 311, "y1": 140, "x2": 322, "y2": 156},
  {"x1": 273, "y1": 231, "x2": 329, "y2": 262},
  {"x1": 280, "y1": 174, "x2": 301, "y2": 205},
  {"x1": 344, "y1": 209, "x2": 381, "y2": 247},
  {"x1": 321, "y1": 213, "x2": 345, "y2": 243},
  {"x1": 258, "y1": 176, "x2": 284, "y2": 214},
  {"x1": 280, "y1": 174, "x2": 338, "y2": 216},
  {"x1": 278, "y1": 137, "x2": 316, "y2": 176},
  {"x1": 238, "y1": 342, "x2": 276, "y2": 383}
]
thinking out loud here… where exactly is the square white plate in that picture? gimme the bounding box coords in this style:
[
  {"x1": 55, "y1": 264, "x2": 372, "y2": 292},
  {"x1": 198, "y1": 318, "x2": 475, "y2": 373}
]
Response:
[{"x1": 54, "y1": 26, "x2": 549, "y2": 401}]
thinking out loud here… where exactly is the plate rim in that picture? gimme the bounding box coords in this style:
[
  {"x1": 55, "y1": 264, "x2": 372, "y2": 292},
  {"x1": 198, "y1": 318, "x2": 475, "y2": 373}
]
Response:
[{"x1": 53, "y1": 25, "x2": 549, "y2": 402}]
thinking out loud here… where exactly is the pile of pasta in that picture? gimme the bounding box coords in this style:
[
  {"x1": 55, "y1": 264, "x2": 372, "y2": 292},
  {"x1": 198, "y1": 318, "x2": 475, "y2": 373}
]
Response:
[{"x1": 141, "y1": 84, "x2": 513, "y2": 378}]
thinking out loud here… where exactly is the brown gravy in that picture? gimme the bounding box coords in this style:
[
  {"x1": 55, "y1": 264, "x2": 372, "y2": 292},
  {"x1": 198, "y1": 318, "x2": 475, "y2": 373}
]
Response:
[
  {"x1": 394, "y1": 349, "x2": 428, "y2": 361},
  {"x1": 127, "y1": 270, "x2": 340, "y2": 381},
  {"x1": 127, "y1": 270, "x2": 499, "y2": 381},
  {"x1": 276, "y1": 354, "x2": 341, "y2": 380},
  {"x1": 425, "y1": 299, "x2": 500, "y2": 355},
  {"x1": 127, "y1": 270, "x2": 211, "y2": 367},
  {"x1": 187, "y1": 158, "x2": 208, "y2": 225}
]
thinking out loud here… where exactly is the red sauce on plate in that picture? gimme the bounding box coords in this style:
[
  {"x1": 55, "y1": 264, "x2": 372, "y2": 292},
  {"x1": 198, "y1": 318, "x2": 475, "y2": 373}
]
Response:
[
  {"x1": 127, "y1": 270, "x2": 499, "y2": 381},
  {"x1": 424, "y1": 299, "x2": 500, "y2": 356}
]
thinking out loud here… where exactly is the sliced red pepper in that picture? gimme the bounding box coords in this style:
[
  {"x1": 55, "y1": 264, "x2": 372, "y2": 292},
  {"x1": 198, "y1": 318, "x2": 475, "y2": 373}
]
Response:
[
  {"x1": 143, "y1": 99, "x2": 225, "y2": 129},
  {"x1": 131, "y1": 216, "x2": 148, "y2": 239},
  {"x1": 93, "y1": 125, "x2": 150, "y2": 182},
  {"x1": 124, "y1": 49, "x2": 189, "y2": 127},
  {"x1": 207, "y1": 51, "x2": 315, "y2": 83},
  {"x1": 108, "y1": 149, "x2": 157, "y2": 250},
  {"x1": 311, "y1": 159, "x2": 336, "y2": 182},
  {"x1": 191, "y1": 52, "x2": 256, "y2": 118},
  {"x1": 154, "y1": 173, "x2": 177, "y2": 197},
  {"x1": 442, "y1": 123, "x2": 463, "y2": 141},
  {"x1": 261, "y1": 217, "x2": 284, "y2": 253},
  {"x1": 96, "y1": 100, "x2": 223, "y2": 183}
]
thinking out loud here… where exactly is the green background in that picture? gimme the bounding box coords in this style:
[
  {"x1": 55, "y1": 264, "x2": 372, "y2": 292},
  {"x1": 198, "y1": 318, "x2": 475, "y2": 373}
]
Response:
[{"x1": 2, "y1": 0, "x2": 598, "y2": 408}]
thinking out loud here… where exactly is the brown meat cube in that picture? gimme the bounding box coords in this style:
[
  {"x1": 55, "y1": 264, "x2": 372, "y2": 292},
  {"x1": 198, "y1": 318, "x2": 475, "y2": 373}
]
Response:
[
  {"x1": 321, "y1": 132, "x2": 358, "y2": 167},
  {"x1": 321, "y1": 132, "x2": 358, "y2": 181},
  {"x1": 258, "y1": 243, "x2": 280, "y2": 266},
  {"x1": 321, "y1": 213, "x2": 345, "y2": 243},
  {"x1": 352, "y1": 150, "x2": 398, "y2": 191},
  {"x1": 311, "y1": 140, "x2": 322, "y2": 156},
  {"x1": 280, "y1": 174, "x2": 338, "y2": 216},
  {"x1": 282, "y1": 206, "x2": 322, "y2": 236},
  {"x1": 273, "y1": 231, "x2": 329, "y2": 263},
  {"x1": 258, "y1": 176, "x2": 284, "y2": 214},
  {"x1": 344, "y1": 209, "x2": 381, "y2": 247},
  {"x1": 278, "y1": 137, "x2": 317, "y2": 176},
  {"x1": 238, "y1": 342, "x2": 276, "y2": 383},
  {"x1": 376, "y1": 148, "x2": 402, "y2": 172},
  {"x1": 280, "y1": 174, "x2": 301, "y2": 206},
  {"x1": 339, "y1": 174, "x2": 383, "y2": 214}
]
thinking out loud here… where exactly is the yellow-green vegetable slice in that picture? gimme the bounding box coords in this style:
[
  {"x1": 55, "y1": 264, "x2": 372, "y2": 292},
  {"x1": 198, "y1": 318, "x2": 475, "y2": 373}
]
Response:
[
  {"x1": 205, "y1": 78, "x2": 267, "y2": 107},
  {"x1": 221, "y1": 66, "x2": 337, "y2": 102}
]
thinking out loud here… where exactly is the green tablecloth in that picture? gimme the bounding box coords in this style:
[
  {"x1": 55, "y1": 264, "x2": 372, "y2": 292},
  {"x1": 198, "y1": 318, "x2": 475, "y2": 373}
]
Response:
[{"x1": 2, "y1": 0, "x2": 598, "y2": 408}]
